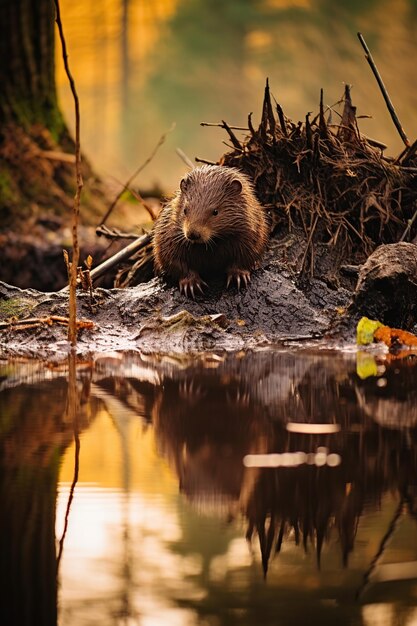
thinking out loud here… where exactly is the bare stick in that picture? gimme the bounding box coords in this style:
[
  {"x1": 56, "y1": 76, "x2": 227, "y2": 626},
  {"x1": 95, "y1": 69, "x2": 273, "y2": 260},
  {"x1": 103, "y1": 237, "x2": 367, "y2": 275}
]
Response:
[
  {"x1": 59, "y1": 232, "x2": 152, "y2": 290},
  {"x1": 357, "y1": 32, "x2": 410, "y2": 147},
  {"x1": 272, "y1": 95, "x2": 288, "y2": 137},
  {"x1": 100, "y1": 176, "x2": 158, "y2": 223},
  {"x1": 200, "y1": 122, "x2": 249, "y2": 131},
  {"x1": 195, "y1": 157, "x2": 217, "y2": 165},
  {"x1": 96, "y1": 225, "x2": 142, "y2": 240},
  {"x1": 128, "y1": 191, "x2": 157, "y2": 221},
  {"x1": 100, "y1": 123, "x2": 175, "y2": 226},
  {"x1": 54, "y1": 0, "x2": 83, "y2": 348},
  {"x1": 40, "y1": 149, "x2": 76, "y2": 164},
  {"x1": 248, "y1": 112, "x2": 255, "y2": 136},
  {"x1": 399, "y1": 202, "x2": 417, "y2": 242},
  {"x1": 399, "y1": 137, "x2": 417, "y2": 165},
  {"x1": 319, "y1": 88, "x2": 328, "y2": 138},
  {"x1": 176, "y1": 147, "x2": 194, "y2": 169},
  {"x1": 221, "y1": 120, "x2": 243, "y2": 150}
]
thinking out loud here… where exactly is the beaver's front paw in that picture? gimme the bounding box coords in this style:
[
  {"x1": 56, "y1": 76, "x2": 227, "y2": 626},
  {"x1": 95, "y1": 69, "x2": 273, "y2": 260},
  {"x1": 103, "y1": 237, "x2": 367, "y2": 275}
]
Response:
[
  {"x1": 226, "y1": 268, "x2": 251, "y2": 291},
  {"x1": 179, "y1": 273, "x2": 208, "y2": 299}
]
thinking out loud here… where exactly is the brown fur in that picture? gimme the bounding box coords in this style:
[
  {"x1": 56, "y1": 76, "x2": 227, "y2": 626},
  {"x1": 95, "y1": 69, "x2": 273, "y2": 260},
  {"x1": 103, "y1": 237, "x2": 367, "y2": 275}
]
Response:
[{"x1": 153, "y1": 165, "x2": 269, "y2": 292}]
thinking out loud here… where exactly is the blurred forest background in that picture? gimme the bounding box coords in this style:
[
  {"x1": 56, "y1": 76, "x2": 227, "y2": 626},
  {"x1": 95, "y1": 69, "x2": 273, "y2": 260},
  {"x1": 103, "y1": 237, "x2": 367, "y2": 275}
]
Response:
[{"x1": 56, "y1": 0, "x2": 417, "y2": 192}]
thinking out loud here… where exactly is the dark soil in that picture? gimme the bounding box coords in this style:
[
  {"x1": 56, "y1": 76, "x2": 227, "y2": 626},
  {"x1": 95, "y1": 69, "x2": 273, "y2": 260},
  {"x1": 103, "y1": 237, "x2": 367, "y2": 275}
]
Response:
[{"x1": 1, "y1": 240, "x2": 416, "y2": 360}]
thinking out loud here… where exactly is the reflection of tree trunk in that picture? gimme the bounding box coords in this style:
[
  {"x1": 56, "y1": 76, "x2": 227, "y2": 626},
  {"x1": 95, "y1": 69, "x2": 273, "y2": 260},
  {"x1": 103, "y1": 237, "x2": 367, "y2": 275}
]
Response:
[
  {"x1": 121, "y1": 0, "x2": 130, "y2": 111},
  {"x1": 0, "y1": 0, "x2": 63, "y2": 133},
  {"x1": 0, "y1": 462, "x2": 59, "y2": 626}
]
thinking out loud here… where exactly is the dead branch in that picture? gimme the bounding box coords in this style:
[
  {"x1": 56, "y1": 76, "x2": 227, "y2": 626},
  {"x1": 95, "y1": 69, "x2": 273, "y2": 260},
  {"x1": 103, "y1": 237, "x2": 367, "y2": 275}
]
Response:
[
  {"x1": 96, "y1": 225, "x2": 141, "y2": 240},
  {"x1": 195, "y1": 157, "x2": 217, "y2": 165},
  {"x1": 40, "y1": 149, "x2": 76, "y2": 164},
  {"x1": 90, "y1": 233, "x2": 152, "y2": 283},
  {"x1": 399, "y1": 202, "x2": 417, "y2": 242},
  {"x1": 0, "y1": 315, "x2": 94, "y2": 331},
  {"x1": 221, "y1": 120, "x2": 243, "y2": 150},
  {"x1": 400, "y1": 137, "x2": 417, "y2": 165},
  {"x1": 176, "y1": 148, "x2": 194, "y2": 169},
  {"x1": 357, "y1": 32, "x2": 410, "y2": 147},
  {"x1": 201, "y1": 122, "x2": 250, "y2": 131}
]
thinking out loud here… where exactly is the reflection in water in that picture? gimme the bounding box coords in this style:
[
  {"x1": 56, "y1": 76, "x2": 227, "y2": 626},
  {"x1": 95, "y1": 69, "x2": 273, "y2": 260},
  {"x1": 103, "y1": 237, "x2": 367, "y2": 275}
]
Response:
[
  {"x1": 57, "y1": 353, "x2": 81, "y2": 570},
  {"x1": 0, "y1": 361, "x2": 98, "y2": 626},
  {"x1": 1, "y1": 350, "x2": 417, "y2": 625}
]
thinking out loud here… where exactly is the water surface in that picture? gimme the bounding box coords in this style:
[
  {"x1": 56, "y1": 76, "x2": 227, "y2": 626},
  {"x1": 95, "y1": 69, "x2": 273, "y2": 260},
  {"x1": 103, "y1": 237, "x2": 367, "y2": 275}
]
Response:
[{"x1": 1, "y1": 349, "x2": 417, "y2": 625}]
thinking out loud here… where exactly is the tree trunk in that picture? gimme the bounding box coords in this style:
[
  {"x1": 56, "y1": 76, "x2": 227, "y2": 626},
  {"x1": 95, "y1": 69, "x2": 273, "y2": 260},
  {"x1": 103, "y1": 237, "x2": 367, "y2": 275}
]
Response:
[
  {"x1": 0, "y1": 0, "x2": 64, "y2": 136},
  {"x1": 0, "y1": 0, "x2": 110, "y2": 289}
]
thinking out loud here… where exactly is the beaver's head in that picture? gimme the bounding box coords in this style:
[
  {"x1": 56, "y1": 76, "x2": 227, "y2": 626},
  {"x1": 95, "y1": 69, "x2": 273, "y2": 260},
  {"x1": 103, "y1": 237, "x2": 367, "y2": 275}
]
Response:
[{"x1": 175, "y1": 165, "x2": 250, "y2": 244}]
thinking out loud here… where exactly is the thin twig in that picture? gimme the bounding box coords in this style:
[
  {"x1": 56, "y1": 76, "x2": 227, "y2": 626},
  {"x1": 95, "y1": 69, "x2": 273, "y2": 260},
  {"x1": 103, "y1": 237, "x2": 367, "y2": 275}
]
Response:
[
  {"x1": 357, "y1": 32, "x2": 410, "y2": 147},
  {"x1": 54, "y1": 0, "x2": 83, "y2": 348},
  {"x1": 200, "y1": 122, "x2": 249, "y2": 131},
  {"x1": 100, "y1": 123, "x2": 175, "y2": 226},
  {"x1": 272, "y1": 95, "x2": 288, "y2": 136},
  {"x1": 102, "y1": 177, "x2": 158, "y2": 222},
  {"x1": 121, "y1": 185, "x2": 158, "y2": 221},
  {"x1": 400, "y1": 137, "x2": 417, "y2": 165},
  {"x1": 56, "y1": 352, "x2": 80, "y2": 571},
  {"x1": 40, "y1": 149, "x2": 76, "y2": 164},
  {"x1": 300, "y1": 213, "x2": 319, "y2": 274},
  {"x1": 248, "y1": 112, "x2": 255, "y2": 136},
  {"x1": 176, "y1": 148, "x2": 194, "y2": 169},
  {"x1": 0, "y1": 315, "x2": 94, "y2": 330},
  {"x1": 221, "y1": 119, "x2": 243, "y2": 150},
  {"x1": 399, "y1": 202, "x2": 417, "y2": 242},
  {"x1": 96, "y1": 225, "x2": 141, "y2": 240},
  {"x1": 195, "y1": 157, "x2": 217, "y2": 165}
]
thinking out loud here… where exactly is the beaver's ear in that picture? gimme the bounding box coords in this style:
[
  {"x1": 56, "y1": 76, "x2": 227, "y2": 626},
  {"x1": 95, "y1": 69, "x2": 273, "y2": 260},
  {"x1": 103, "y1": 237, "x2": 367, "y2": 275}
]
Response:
[
  {"x1": 180, "y1": 177, "x2": 189, "y2": 193},
  {"x1": 230, "y1": 179, "x2": 243, "y2": 194}
]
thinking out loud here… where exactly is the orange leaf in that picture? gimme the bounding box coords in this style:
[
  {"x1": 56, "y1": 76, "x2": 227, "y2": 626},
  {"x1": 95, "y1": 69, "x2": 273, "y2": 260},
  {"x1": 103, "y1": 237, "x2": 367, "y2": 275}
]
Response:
[{"x1": 374, "y1": 325, "x2": 417, "y2": 348}]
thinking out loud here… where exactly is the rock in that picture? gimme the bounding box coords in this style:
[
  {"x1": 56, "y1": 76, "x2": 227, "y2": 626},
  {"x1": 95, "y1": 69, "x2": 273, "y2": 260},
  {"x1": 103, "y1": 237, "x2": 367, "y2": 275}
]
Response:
[{"x1": 350, "y1": 242, "x2": 417, "y2": 329}]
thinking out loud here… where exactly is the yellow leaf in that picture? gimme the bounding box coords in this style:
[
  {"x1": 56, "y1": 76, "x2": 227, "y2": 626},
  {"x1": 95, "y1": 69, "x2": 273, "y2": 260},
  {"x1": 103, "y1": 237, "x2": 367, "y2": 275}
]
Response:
[{"x1": 356, "y1": 316, "x2": 383, "y2": 345}]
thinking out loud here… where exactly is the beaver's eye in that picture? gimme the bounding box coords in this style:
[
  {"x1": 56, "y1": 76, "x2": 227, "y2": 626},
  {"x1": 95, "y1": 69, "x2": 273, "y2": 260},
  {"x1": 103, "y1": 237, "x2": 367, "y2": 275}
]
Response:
[
  {"x1": 184, "y1": 208, "x2": 187, "y2": 215},
  {"x1": 213, "y1": 209, "x2": 218, "y2": 216}
]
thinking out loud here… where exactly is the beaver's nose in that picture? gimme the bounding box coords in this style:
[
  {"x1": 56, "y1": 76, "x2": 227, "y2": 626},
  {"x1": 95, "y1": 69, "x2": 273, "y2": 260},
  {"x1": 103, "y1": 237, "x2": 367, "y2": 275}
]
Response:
[{"x1": 187, "y1": 230, "x2": 201, "y2": 241}]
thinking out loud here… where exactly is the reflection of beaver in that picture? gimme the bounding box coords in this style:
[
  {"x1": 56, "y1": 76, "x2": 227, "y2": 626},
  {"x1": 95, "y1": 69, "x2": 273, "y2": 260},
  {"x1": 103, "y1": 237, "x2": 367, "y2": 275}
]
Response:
[{"x1": 153, "y1": 165, "x2": 269, "y2": 297}]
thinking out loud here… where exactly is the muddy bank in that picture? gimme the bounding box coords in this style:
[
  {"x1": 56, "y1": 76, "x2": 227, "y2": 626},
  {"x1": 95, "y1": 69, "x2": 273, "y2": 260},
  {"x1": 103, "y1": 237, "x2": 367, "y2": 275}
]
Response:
[
  {"x1": 0, "y1": 274, "x2": 343, "y2": 359},
  {"x1": 1, "y1": 241, "x2": 416, "y2": 359}
]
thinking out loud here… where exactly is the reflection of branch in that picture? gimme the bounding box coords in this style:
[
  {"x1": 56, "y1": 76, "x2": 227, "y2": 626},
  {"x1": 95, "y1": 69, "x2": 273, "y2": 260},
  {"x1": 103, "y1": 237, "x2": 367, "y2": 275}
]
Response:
[
  {"x1": 355, "y1": 497, "x2": 405, "y2": 600},
  {"x1": 56, "y1": 353, "x2": 80, "y2": 572}
]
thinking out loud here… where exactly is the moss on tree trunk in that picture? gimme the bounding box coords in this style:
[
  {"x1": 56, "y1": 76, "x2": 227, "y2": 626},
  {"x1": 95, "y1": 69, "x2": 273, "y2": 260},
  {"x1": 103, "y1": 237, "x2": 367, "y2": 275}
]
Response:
[{"x1": 0, "y1": 0, "x2": 64, "y2": 138}]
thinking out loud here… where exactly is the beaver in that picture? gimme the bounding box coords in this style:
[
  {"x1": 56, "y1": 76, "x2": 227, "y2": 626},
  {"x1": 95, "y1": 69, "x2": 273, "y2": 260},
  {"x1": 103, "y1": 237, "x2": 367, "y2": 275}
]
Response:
[{"x1": 153, "y1": 165, "x2": 269, "y2": 297}]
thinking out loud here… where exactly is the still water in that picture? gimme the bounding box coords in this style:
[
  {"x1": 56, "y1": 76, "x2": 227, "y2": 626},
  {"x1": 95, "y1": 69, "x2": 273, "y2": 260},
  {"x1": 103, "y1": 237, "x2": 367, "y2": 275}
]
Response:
[{"x1": 1, "y1": 349, "x2": 417, "y2": 626}]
